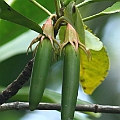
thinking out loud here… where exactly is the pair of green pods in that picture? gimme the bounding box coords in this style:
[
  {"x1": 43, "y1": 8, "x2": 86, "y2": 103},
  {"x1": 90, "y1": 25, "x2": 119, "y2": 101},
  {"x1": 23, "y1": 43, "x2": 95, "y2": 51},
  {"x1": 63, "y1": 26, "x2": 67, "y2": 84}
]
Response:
[
  {"x1": 29, "y1": 40, "x2": 80, "y2": 120},
  {"x1": 29, "y1": 22, "x2": 80, "y2": 120}
]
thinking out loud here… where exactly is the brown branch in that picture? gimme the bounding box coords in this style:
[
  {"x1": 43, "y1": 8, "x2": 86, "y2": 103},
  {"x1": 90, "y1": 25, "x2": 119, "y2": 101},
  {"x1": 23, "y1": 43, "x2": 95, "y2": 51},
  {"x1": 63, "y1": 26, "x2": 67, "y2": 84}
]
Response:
[
  {"x1": 0, "y1": 59, "x2": 34, "y2": 105},
  {"x1": 0, "y1": 102, "x2": 120, "y2": 114}
]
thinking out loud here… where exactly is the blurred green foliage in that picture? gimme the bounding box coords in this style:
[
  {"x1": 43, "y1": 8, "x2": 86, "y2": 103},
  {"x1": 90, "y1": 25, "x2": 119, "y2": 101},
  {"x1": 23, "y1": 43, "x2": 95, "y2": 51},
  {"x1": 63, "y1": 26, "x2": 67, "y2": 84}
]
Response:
[{"x1": 0, "y1": 0, "x2": 120, "y2": 120}]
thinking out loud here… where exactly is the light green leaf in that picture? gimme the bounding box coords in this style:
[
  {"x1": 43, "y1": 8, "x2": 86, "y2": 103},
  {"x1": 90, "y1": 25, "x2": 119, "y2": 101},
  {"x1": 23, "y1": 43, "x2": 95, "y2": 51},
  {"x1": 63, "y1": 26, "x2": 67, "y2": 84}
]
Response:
[
  {"x1": 84, "y1": 0, "x2": 120, "y2": 2},
  {"x1": 64, "y1": 1, "x2": 85, "y2": 44},
  {"x1": 74, "y1": 114, "x2": 92, "y2": 120},
  {"x1": 80, "y1": 47, "x2": 110, "y2": 94},
  {"x1": 76, "y1": 0, "x2": 120, "y2": 9},
  {"x1": 63, "y1": 0, "x2": 77, "y2": 6},
  {"x1": 83, "y1": 2, "x2": 120, "y2": 21},
  {"x1": 101, "y1": 1, "x2": 120, "y2": 14},
  {"x1": 85, "y1": 30, "x2": 103, "y2": 51},
  {"x1": 0, "y1": 1, "x2": 42, "y2": 34},
  {"x1": 0, "y1": 29, "x2": 39, "y2": 62}
]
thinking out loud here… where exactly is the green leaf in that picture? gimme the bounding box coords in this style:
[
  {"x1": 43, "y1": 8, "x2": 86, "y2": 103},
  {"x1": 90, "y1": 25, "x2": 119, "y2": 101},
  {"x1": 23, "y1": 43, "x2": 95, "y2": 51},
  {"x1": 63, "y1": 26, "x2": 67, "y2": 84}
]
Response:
[
  {"x1": 74, "y1": 114, "x2": 92, "y2": 120},
  {"x1": 80, "y1": 47, "x2": 110, "y2": 94},
  {"x1": 0, "y1": 0, "x2": 55, "y2": 46},
  {"x1": 63, "y1": 0, "x2": 73, "y2": 6},
  {"x1": 83, "y1": 2, "x2": 120, "y2": 21},
  {"x1": 101, "y1": 1, "x2": 120, "y2": 14},
  {"x1": 76, "y1": 0, "x2": 120, "y2": 8},
  {"x1": 0, "y1": 1, "x2": 42, "y2": 34},
  {"x1": 84, "y1": 0, "x2": 120, "y2": 2},
  {"x1": 0, "y1": 29, "x2": 38, "y2": 62},
  {"x1": 64, "y1": 1, "x2": 85, "y2": 44},
  {"x1": 63, "y1": 0, "x2": 77, "y2": 6},
  {"x1": 85, "y1": 30, "x2": 103, "y2": 51}
]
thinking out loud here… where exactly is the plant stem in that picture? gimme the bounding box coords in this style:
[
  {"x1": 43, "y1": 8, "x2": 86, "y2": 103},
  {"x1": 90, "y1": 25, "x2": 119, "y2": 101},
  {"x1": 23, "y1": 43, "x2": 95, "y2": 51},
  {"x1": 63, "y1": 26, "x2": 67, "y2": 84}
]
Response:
[
  {"x1": 1, "y1": 102, "x2": 120, "y2": 114},
  {"x1": 76, "y1": 1, "x2": 89, "y2": 8},
  {"x1": 82, "y1": 13, "x2": 101, "y2": 22},
  {"x1": 60, "y1": 0, "x2": 64, "y2": 7},
  {"x1": 0, "y1": 59, "x2": 34, "y2": 105},
  {"x1": 30, "y1": 0, "x2": 52, "y2": 16},
  {"x1": 54, "y1": 16, "x2": 67, "y2": 36},
  {"x1": 54, "y1": 0, "x2": 61, "y2": 17},
  {"x1": 76, "y1": 1, "x2": 94, "y2": 8}
]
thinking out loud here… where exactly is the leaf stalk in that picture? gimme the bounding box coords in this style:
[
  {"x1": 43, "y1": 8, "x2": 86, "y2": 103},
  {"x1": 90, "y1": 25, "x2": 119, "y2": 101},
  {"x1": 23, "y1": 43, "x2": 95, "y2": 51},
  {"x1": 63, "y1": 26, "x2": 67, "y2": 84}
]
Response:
[{"x1": 30, "y1": 0, "x2": 52, "y2": 16}]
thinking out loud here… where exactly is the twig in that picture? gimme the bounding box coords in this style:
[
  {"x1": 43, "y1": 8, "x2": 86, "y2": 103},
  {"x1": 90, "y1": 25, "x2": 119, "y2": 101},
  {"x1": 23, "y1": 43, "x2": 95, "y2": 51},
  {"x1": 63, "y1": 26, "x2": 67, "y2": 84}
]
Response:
[
  {"x1": 54, "y1": 0, "x2": 61, "y2": 17},
  {"x1": 0, "y1": 102, "x2": 120, "y2": 114},
  {"x1": 76, "y1": 1, "x2": 93, "y2": 8},
  {"x1": 0, "y1": 59, "x2": 34, "y2": 105},
  {"x1": 30, "y1": 0, "x2": 52, "y2": 16},
  {"x1": 82, "y1": 13, "x2": 101, "y2": 22}
]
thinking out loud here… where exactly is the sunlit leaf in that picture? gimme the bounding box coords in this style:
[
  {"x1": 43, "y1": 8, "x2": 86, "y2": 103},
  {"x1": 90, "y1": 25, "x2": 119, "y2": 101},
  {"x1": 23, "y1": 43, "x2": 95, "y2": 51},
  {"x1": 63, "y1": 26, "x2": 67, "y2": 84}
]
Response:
[
  {"x1": 80, "y1": 47, "x2": 110, "y2": 94},
  {"x1": 0, "y1": 29, "x2": 38, "y2": 62},
  {"x1": 84, "y1": 0, "x2": 119, "y2": 2},
  {"x1": 76, "y1": 0, "x2": 120, "y2": 13},
  {"x1": 83, "y1": 2, "x2": 120, "y2": 21},
  {"x1": 84, "y1": 0, "x2": 120, "y2": 2},
  {"x1": 83, "y1": 0, "x2": 120, "y2": 4},
  {"x1": 85, "y1": 30, "x2": 103, "y2": 51},
  {"x1": 0, "y1": 1, "x2": 42, "y2": 34},
  {"x1": 64, "y1": 1, "x2": 85, "y2": 44},
  {"x1": 101, "y1": 2, "x2": 120, "y2": 14}
]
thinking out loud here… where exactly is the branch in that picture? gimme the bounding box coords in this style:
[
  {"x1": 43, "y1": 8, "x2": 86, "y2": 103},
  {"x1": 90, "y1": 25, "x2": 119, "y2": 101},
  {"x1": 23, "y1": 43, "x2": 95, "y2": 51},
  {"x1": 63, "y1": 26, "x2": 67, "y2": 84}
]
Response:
[
  {"x1": 0, "y1": 102, "x2": 120, "y2": 114},
  {"x1": 0, "y1": 59, "x2": 34, "y2": 105}
]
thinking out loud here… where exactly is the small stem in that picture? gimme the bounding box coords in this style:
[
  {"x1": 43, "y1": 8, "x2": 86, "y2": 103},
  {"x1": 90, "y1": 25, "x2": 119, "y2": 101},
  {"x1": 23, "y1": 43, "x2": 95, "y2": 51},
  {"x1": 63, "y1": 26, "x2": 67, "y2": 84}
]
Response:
[
  {"x1": 0, "y1": 59, "x2": 34, "y2": 105},
  {"x1": 54, "y1": 16, "x2": 67, "y2": 36},
  {"x1": 76, "y1": 1, "x2": 89, "y2": 8},
  {"x1": 54, "y1": 16, "x2": 67, "y2": 30},
  {"x1": 1, "y1": 102, "x2": 120, "y2": 114},
  {"x1": 54, "y1": 0, "x2": 61, "y2": 17},
  {"x1": 30, "y1": 0, "x2": 52, "y2": 16},
  {"x1": 60, "y1": 0, "x2": 64, "y2": 7},
  {"x1": 82, "y1": 13, "x2": 101, "y2": 22},
  {"x1": 76, "y1": 1, "x2": 94, "y2": 8}
]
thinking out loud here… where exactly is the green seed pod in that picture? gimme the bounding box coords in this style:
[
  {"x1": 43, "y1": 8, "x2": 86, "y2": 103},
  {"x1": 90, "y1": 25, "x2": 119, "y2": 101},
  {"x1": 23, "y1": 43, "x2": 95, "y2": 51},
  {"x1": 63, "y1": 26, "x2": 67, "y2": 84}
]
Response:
[
  {"x1": 61, "y1": 43, "x2": 80, "y2": 120},
  {"x1": 29, "y1": 38, "x2": 52, "y2": 111}
]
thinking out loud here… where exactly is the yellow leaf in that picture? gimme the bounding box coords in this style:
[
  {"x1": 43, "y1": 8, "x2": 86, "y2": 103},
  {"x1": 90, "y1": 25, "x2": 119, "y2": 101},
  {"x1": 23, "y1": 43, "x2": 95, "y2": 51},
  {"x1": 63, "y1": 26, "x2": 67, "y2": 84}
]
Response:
[{"x1": 80, "y1": 47, "x2": 110, "y2": 94}]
